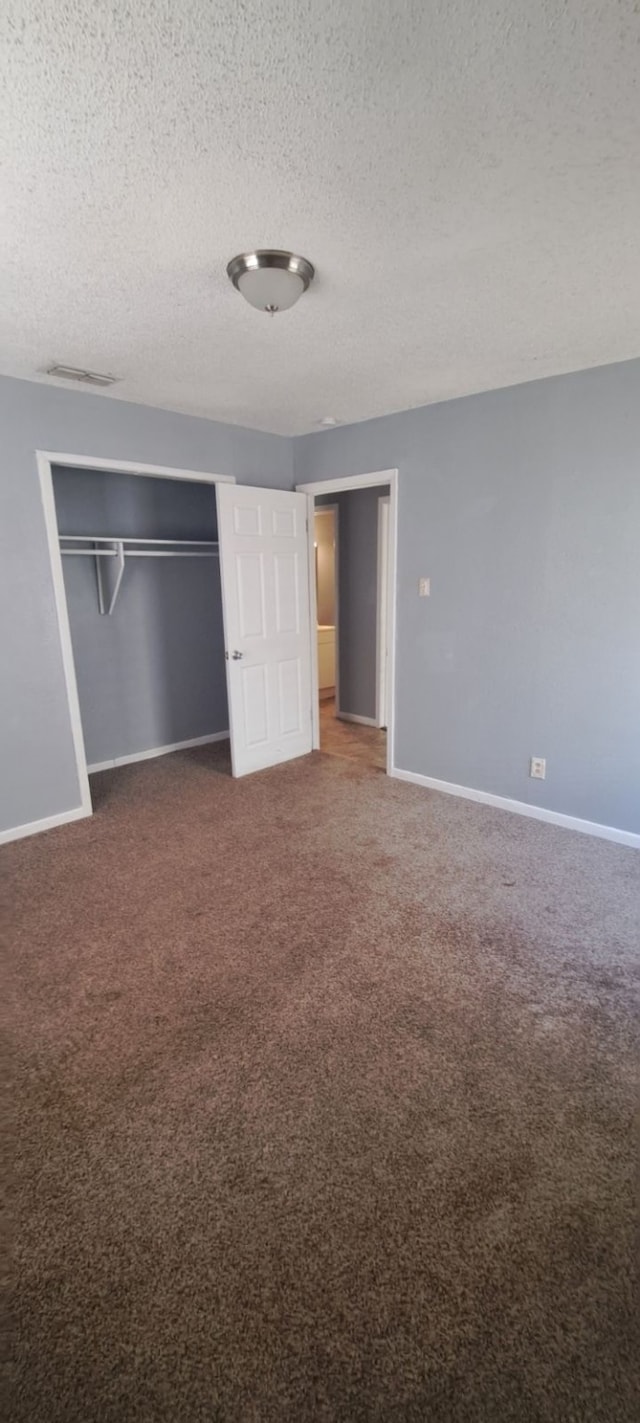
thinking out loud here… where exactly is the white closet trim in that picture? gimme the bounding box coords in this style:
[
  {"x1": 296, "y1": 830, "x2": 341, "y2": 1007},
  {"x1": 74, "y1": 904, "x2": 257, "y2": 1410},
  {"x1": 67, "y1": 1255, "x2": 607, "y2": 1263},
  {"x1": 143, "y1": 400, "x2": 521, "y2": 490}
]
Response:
[
  {"x1": 27, "y1": 450, "x2": 235, "y2": 844},
  {"x1": 38, "y1": 452, "x2": 235, "y2": 485}
]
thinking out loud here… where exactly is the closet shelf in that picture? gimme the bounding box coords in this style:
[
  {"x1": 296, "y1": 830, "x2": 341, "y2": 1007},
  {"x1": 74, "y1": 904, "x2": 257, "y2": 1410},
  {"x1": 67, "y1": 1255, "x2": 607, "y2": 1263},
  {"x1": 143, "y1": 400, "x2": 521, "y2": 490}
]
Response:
[{"x1": 59, "y1": 535, "x2": 219, "y2": 616}]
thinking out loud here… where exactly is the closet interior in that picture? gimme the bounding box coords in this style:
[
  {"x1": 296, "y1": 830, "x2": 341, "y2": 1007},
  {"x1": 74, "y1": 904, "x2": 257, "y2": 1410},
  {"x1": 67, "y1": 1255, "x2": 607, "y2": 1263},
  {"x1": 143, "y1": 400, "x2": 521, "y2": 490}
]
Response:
[{"x1": 53, "y1": 466, "x2": 229, "y2": 773}]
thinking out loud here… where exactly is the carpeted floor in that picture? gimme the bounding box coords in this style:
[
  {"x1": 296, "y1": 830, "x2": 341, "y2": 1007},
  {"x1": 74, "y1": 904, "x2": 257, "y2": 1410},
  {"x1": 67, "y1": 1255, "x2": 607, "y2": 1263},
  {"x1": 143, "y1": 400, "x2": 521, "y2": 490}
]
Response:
[{"x1": 5, "y1": 744, "x2": 639, "y2": 1421}]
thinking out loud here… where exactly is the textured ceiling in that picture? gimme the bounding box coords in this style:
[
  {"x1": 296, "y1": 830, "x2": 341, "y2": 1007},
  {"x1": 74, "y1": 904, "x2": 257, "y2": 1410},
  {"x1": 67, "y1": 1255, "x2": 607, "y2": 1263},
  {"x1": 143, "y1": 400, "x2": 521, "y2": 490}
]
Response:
[{"x1": 1, "y1": 1, "x2": 639, "y2": 436}]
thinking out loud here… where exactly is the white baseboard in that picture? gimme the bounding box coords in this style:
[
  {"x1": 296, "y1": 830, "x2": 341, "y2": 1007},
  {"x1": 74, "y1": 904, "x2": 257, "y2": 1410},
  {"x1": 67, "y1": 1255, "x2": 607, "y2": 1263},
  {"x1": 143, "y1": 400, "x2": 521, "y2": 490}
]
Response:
[
  {"x1": 88, "y1": 730, "x2": 230, "y2": 774},
  {"x1": 391, "y1": 767, "x2": 640, "y2": 849},
  {"x1": 0, "y1": 733, "x2": 230, "y2": 846},
  {"x1": 337, "y1": 711, "x2": 378, "y2": 727},
  {"x1": 0, "y1": 803, "x2": 91, "y2": 847}
]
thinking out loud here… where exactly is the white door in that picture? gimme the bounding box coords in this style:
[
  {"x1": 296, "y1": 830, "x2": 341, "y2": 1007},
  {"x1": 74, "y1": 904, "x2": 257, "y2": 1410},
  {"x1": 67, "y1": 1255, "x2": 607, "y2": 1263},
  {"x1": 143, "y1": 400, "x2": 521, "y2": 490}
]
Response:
[{"x1": 217, "y1": 484, "x2": 313, "y2": 776}]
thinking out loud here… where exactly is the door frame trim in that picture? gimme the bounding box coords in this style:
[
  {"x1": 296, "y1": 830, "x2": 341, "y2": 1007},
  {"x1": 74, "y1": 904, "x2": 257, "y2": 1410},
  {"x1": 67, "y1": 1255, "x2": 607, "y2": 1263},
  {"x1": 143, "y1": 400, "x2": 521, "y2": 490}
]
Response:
[
  {"x1": 296, "y1": 469, "x2": 398, "y2": 775},
  {"x1": 33, "y1": 450, "x2": 234, "y2": 840}
]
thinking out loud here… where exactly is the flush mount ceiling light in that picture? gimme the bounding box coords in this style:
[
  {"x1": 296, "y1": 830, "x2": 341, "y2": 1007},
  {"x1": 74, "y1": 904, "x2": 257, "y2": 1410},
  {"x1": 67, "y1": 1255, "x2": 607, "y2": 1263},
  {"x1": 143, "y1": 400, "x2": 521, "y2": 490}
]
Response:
[{"x1": 226, "y1": 250, "x2": 314, "y2": 314}]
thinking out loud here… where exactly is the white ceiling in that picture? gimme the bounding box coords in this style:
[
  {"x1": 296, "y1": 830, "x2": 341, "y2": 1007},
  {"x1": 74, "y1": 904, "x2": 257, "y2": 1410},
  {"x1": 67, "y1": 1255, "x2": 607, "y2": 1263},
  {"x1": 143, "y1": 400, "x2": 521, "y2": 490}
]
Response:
[{"x1": 1, "y1": 1, "x2": 639, "y2": 436}]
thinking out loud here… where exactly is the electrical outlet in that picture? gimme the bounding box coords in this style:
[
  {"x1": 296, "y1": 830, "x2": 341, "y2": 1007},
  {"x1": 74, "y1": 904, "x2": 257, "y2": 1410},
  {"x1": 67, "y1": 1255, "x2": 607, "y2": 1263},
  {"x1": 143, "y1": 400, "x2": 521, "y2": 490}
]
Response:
[
  {"x1": 418, "y1": 577, "x2": 430, "y2": 597},
  {"x1": 530, "y1": 757, "x2": 546, "y2": 780}
]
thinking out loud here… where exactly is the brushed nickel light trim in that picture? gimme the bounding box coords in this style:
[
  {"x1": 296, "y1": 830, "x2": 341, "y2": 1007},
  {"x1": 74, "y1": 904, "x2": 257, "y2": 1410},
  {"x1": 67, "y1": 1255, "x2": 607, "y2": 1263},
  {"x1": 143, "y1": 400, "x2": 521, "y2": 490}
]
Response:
[{"x1": 226, "y1": 249, "x2": 315, "y2": 313}]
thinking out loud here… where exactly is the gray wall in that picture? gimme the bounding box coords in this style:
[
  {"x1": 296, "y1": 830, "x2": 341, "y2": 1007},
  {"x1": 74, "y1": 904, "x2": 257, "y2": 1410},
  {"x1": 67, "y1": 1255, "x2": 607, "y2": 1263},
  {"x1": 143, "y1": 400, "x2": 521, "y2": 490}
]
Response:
[
  {"x1": 53, "y1": 468, "x2": 227, "y2": 766},
  {"x1": 296, "y1": 359, "x2": 640, "y2": 835},
  {"x1": 3, "y1": 360, "x2": 639, "y2": 839},
  {"x1": 318, "y1": 486, "x2": 389, "y2": 721},
  {"x1": 0, "y1": 376, "x2": 293, "y2": 835}
]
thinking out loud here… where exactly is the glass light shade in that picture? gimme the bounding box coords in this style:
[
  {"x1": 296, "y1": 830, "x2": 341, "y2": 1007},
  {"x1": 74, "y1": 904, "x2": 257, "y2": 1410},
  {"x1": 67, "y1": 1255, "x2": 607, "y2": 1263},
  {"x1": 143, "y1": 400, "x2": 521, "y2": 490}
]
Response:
[
  {"x1": 227, "y1": 251, "x2": 314, "y2": 314},
  {"x1": 237, "y1": 266, "x2": 305, "y2": 313}
]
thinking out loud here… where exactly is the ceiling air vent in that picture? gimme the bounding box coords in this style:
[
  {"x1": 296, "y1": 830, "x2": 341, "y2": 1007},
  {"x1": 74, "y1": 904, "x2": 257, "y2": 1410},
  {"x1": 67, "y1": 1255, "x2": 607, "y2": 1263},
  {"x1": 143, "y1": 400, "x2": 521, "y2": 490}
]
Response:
[{"x1": 45, "y1": 364, "x2": 119, "y2": 388}]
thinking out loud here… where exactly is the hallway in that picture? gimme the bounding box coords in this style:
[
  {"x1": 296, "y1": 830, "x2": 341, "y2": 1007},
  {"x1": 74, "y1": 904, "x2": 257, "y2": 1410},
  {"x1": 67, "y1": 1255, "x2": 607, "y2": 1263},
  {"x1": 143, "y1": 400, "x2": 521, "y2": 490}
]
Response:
[{"x1": 319, "y1": 698, "x2": 386, "y2": 772}]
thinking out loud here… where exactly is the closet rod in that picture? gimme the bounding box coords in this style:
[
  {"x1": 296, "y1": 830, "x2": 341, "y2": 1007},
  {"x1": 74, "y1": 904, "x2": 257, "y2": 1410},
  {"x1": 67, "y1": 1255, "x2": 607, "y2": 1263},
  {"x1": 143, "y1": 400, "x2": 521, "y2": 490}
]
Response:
[
  {"x1": 60, "y1": 535, "x2": 219, "y2": 547},
  {"x1": 61, "y1": 549, "x2": 219, "y2": 557},
  {"x1": 58, "y1": 534, "x2": 219, "y2": 615}
]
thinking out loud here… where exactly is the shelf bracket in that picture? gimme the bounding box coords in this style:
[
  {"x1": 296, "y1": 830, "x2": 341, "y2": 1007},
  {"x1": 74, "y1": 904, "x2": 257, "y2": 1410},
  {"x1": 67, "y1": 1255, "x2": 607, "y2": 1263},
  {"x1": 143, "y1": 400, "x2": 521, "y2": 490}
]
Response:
[{"x1": 96, "y1": 540, "x2": 125, "y2": 615}]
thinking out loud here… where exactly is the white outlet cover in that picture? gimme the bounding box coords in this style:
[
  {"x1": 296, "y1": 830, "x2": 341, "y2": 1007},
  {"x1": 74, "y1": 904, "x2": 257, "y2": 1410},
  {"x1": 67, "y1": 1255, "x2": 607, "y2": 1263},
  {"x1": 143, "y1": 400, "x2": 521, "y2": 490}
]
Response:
[
  {"x1": 419, "y1": 577, "x2": 430, "y2": 597},
  {"x1": 530, "y1": 757, "x2": 546, "y2": 779}
]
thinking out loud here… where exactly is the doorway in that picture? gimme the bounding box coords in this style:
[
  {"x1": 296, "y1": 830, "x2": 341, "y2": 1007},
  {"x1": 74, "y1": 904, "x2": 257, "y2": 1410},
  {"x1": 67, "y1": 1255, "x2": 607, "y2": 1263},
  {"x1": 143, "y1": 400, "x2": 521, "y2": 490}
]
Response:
[{"x1": 298, "y1": 469, "x2": 398, "y2": 777}]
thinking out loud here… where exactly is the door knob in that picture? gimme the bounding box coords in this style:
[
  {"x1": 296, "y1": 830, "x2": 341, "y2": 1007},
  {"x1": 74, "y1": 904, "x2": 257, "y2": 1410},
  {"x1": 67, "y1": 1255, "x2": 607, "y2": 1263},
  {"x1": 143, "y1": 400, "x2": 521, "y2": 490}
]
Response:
[{"x1": 231, "y1": 650, "x2": 244, "y2": 660}]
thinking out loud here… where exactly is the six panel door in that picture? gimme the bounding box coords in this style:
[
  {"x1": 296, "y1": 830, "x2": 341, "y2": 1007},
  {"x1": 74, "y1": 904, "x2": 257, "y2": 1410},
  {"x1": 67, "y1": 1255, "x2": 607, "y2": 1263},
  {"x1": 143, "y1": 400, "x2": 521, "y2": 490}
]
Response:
[{"x1": 216, "y1": 484, "x2": 313, "y2": 776}]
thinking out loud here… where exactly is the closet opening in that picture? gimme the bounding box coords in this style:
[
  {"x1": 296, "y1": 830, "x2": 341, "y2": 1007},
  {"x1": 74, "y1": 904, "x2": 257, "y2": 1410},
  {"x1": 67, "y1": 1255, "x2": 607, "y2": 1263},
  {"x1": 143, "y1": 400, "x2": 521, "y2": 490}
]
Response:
[{"x1": 41, "y1": 455, "x2": 235, "y2": 816}]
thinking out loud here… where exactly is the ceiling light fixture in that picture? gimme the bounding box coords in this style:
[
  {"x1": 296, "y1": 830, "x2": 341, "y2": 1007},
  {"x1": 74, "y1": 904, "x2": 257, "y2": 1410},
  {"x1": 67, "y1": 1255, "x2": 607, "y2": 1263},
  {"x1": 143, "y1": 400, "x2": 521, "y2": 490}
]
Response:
[{"x1": 226, "y1": 250, "x2": 314, "y2": 314}]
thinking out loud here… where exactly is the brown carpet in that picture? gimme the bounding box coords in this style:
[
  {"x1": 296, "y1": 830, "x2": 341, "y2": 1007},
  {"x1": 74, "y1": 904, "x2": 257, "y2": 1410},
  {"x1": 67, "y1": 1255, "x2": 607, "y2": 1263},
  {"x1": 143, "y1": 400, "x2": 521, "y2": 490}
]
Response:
[{"x1": 4, "y1": 745, "x2": 639, "y2": 1421}]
